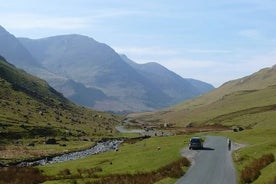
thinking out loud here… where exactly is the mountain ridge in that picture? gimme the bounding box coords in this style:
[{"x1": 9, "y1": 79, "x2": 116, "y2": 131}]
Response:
[
  {"x1": 19, "y1": 33, "x2": 214, "y2": 112},
  {"x1": 0, "y1": 25, "x2": 214, "y2": 113}
]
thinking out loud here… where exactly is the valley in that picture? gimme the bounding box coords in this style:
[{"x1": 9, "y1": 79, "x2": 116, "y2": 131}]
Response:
[{"x1": 0, "y1": 25, "x2": 275, "y2": 184}]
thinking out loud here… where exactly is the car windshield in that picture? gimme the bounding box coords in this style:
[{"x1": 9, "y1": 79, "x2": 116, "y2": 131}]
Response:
[{"x1": 191, "y1": 139, "x2": 201, "y2": 143}]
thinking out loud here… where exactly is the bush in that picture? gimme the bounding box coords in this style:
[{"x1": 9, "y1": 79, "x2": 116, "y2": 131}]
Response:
[
  {"x1": 266, "y1": 176, "x2": 276, "y2": 184},
  {"x1": 241, "y1": 153, "x2": 275, "y2": 183},
  {"x1": 59, "y1": 168, "x2": 71, "y2": 178},
  {"x1": 0, "y1": 167, "x2": 48, "y2": 184},
  {"x1": 85, "y1": 157, "x2": 190, "y2": 184}
]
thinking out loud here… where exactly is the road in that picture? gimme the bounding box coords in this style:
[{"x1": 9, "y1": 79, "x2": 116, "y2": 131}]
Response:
[
  {"x1": 176, "y1": 136, "x2": 236, "y2": 184},
  {"x1": 115, "y1": 125, "x2": 145, "y2": 134}
]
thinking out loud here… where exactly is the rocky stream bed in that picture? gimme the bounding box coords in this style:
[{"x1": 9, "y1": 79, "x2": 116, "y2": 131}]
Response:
[{"x1": 17, "y1": 140, "x2": 122, "y2": 167}]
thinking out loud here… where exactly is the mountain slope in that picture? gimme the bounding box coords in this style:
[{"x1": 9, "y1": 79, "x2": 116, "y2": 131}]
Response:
[
  {"x1": 129, "y1": 65, "x2": 276, "y2": 127},
  {"x1": 0, "y1": 56, "x2": 121, "y2": 164},
  {"x1": 0, "y1": 26, "x2": 40, "y2": 69},
  {"x1": 0, "y1": 55, "x2": 66, "y2": 104}
]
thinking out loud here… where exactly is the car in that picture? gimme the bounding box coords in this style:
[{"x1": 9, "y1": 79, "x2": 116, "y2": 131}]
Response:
[{"x1": 189, "y1": 137, "x2": 203, "y2": 150}]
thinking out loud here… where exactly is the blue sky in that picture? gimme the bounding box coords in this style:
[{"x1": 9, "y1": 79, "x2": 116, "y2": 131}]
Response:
[{"x1": 0, "y1": 0, "x2": 276, "y2": 87}]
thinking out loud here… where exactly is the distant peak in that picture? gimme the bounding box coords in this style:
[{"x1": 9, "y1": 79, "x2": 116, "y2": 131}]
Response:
[{"x1": 0, "y1": 25, "x2": 9, "y2": 34}]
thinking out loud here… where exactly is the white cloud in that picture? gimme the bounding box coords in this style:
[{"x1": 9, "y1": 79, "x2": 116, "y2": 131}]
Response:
[
  {"x1": 0, "y1": 13, "x2": 88, "y2": 30},
  {"x1": 186, "y1": 49, "x2": 232, "y2": 54},
  {"x1": 0, "y1": 7, "x2": 145, "y2": 31},
  {"x1": 239, "y1": 29, "x2": 263, "y2": 40}
]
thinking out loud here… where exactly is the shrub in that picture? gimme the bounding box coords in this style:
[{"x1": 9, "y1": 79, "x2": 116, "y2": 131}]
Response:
[
  {"x1": 0, "y1": 167, "x2": 48, "y2": 184},
  {"x1": 85, "y1": 157, "x2": 190, "y2": 184},
  {"x1": 241, "y1": 153, "x2": 275, "y2": 183},
  {"x1": 59, "y1": 168, "x2": 71, "y2": 178},
  {"x1": 266, "y1": 176, "x2": 276, "y2": 184}
]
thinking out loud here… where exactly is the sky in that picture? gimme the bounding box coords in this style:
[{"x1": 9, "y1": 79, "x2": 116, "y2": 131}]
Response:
[{"x1": 0, "y1": 0, "x2": 276, "y2": 87}]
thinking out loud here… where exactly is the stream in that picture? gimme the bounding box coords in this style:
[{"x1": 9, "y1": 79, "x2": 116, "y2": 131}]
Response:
[
  {"x1": 16, "y1": 119, "x2": 161, "y2": 167},
  {"x1": 17, "y1": 140, "x2": 122, "y2": 167}
]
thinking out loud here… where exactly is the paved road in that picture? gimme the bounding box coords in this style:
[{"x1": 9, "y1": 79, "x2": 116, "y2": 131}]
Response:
[{"x1": 176, "y1": 136, "x2": 236, "y2": 184}]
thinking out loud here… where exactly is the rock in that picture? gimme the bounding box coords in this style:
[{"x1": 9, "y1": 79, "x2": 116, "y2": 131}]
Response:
[
  {"x1": 45, "y1": 138, "x2": 57, "y2": 144},
  {"x1": 28, "y1": 143, "x2": 35, "y2": 147}
]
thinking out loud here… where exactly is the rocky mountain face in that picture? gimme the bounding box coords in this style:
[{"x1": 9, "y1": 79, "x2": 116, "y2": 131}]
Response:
[{"x1": 0, "y1": 25, "x2": 214, "y2": 113}]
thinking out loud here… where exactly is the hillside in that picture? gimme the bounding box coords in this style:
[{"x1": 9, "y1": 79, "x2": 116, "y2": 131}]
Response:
[
  {"x1": 0, "y1": 56, "x2": 121, "y2": 165},
  {"x1": 129, "y1": 65, "x2": 276, "y2": 129}
]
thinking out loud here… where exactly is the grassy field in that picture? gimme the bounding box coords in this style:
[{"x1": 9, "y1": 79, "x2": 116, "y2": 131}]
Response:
[{"x1": 38, "y1": 135, "x2": 191, "y2": 184}]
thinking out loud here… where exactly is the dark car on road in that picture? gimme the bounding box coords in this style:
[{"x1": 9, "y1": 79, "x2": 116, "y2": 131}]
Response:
[{"x1": 189, "y1": 137, "x2": 203, "y2": 150}]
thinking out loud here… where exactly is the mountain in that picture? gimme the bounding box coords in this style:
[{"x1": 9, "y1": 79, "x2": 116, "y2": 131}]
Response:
[
  {"x1": 0, "y1": 26, "x2": 40, "y2": 69},
  {"x1": 0, "y1": 26, "x2": 107, "y2": 109},
  {"x1": 19, "y1": 34, "x2": 214, "y2": 112},
  {"x1": 0, "y1": 25, "x2": 214, "y2": 112},
  {"x1": 129, "y1": 65, "x2": 276, "y2": 127},
  {"x1": 19, "y1": 35, "x2": 171, "y2": 112},
  {"x1": 120, "y1": 55, "x2": 214, "y2": 104}
]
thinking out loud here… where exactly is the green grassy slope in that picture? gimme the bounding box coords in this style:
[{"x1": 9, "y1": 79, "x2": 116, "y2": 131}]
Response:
[
  {"x1": 129, "y1": 65, "x2": 276, "y2": 128},
  {"x1": 0, "y1": 56, "x2": 122, "y2": 165}
]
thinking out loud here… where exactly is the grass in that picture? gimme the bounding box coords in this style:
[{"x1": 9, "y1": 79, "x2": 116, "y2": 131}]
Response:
[{"x1": 38, "y1": 135, "x2": 191, "y2": 183}]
